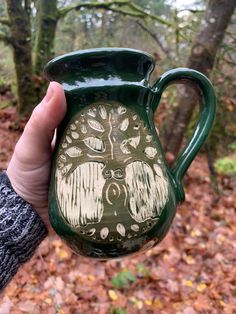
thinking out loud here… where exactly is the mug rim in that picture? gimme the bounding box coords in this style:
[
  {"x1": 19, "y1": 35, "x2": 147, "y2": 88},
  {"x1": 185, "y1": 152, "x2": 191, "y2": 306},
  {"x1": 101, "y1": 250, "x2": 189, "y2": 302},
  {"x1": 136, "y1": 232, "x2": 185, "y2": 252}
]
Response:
[
  {"x1": 44, "y1": 47, "x2": 155, "y2": 84},
  {"x1": 46, "y1": 47, "x2": 154, "y2": 66}
]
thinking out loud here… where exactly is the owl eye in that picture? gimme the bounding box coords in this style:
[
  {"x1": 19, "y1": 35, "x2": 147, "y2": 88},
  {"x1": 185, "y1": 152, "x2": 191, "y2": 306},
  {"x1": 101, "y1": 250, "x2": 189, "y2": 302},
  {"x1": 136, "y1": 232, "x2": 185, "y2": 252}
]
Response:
[
  {"x1": 103, "y1": 169, "x2": 112, "y2": 179},
  {"x1": 114, "y1": 169, "x2": 124, "y2": 179},
  {"x1": 83, "y1": 136, "x2": 106, "y2": 153}
]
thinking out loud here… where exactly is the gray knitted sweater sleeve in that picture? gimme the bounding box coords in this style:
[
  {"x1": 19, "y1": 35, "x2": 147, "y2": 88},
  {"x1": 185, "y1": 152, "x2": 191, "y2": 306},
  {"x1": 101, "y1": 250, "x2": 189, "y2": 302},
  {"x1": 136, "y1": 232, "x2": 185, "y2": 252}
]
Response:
[{"x1": 0, "y1": 171, "x2": 48, "y2": 290}]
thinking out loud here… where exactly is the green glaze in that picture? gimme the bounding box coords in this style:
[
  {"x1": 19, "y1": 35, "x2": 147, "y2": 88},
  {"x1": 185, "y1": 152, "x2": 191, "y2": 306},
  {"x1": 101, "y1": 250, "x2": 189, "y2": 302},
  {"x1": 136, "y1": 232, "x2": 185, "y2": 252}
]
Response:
[{"x1": 44, "y1": 48, "x2": 216, "y2": 259}]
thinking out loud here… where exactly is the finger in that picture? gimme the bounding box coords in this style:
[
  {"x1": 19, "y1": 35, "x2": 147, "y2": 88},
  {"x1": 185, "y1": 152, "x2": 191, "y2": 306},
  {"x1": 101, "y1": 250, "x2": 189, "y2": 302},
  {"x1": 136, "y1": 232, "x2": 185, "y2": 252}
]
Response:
[{"x1": 15, "y1": 82, "x2": 67, "y2": 163}]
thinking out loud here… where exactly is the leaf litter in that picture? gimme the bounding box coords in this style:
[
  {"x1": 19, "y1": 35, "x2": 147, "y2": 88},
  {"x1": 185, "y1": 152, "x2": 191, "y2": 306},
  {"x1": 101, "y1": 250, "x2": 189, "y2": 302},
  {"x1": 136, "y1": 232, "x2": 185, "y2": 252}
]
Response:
[{"x1": 0, "y1": 107, "x2": 236, "y2": 313}]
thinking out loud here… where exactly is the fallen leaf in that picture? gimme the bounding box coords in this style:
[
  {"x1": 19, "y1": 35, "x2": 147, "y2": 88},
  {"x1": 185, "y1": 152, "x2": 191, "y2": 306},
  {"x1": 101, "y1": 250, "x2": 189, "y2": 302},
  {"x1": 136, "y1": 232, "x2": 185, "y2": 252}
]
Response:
[
  {"x1": 153, "y1": 298, "x2": 164, "y2": 309},
  {"x1": 183, "y1": 306, "x2": 196, "y2": 314},
  {"x1": 145, "y1": 300, "x2": 152, "y2": 306},
  {"x1": 184, "y1": 280, "x2": 193, "y2": 287},
  {"x1": 108, "y1": 289, "x2": 118, "y2": 301},
  {"x1": 166, "y1": 279, "x2": 179, "y2": 293},
  {"x1": 18, "y1": 301, "x2": 37, "y2": 313},
  {"x1": 44, "y1": 298, "x2": 52, "y2": 305},
  {"x1": 196, "y1": 283, "x2": 207, "y2": 292}
]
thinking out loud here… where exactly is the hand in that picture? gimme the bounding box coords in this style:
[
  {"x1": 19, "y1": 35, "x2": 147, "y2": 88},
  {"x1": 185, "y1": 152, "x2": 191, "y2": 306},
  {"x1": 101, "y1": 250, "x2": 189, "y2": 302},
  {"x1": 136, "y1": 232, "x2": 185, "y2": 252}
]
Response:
[{"x1": 7, "y1": 82, "x2": 67, "y2": 226}]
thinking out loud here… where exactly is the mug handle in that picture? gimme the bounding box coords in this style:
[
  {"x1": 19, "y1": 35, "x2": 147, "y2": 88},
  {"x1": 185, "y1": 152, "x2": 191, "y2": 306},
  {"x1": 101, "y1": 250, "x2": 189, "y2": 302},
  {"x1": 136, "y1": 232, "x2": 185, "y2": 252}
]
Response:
[{"x1": 151, "y1": 68, "x2": 216, "y2": 202}]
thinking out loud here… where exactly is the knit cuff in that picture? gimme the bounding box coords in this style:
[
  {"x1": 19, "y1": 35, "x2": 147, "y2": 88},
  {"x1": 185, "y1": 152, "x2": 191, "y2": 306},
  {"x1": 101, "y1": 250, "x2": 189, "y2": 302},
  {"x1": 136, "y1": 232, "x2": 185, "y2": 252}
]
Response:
[{"x1": 0, "y1": 171, "x2": 48, "y2": 290}]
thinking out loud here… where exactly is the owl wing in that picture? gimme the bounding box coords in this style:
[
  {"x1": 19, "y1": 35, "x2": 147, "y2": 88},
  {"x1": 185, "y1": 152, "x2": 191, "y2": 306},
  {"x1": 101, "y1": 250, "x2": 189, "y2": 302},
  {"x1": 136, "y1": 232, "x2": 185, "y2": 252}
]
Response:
[
  {"x1": 125, "y1": 161, "x2": 168, "y2": 223},
  {"x1": 56, "y1": 161, "x2": 105, "y2": 227}
]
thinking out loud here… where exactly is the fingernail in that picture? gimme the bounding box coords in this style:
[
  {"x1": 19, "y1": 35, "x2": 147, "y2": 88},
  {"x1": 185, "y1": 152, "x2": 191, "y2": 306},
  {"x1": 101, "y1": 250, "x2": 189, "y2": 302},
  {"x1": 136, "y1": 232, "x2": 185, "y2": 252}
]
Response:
[{"x1": 44, "y1": 82, "x2": 54, "y2": 103}]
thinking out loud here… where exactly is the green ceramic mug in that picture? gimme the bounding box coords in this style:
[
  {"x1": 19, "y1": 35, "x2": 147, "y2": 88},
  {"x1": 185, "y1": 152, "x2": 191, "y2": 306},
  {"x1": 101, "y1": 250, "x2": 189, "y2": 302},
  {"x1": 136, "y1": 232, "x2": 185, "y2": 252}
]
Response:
[{"x1": 44, "y1": 48, "x2": 216, "y2": 259}]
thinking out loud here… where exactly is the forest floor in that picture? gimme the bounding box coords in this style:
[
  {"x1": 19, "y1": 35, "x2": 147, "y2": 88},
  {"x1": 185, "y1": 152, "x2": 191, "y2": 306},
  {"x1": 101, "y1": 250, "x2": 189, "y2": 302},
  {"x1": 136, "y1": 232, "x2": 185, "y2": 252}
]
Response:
[{"x1": 0, "y1": 107, "x2": 236, "y2": 314}]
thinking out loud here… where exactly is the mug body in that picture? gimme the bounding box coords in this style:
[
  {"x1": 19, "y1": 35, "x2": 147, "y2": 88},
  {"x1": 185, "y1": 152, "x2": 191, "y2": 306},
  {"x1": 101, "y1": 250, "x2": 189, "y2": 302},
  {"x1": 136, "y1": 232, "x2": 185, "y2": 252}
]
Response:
[{"x1": 45, "y1": 48, "x2": 177, "y2": 258}]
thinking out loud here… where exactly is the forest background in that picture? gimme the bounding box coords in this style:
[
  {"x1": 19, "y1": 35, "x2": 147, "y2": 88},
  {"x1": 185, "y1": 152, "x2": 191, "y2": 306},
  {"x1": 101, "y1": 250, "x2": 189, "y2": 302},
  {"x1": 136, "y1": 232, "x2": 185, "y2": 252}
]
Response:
[{"x1": 0, "y1": 0, "x2": 236, "y2": 313}]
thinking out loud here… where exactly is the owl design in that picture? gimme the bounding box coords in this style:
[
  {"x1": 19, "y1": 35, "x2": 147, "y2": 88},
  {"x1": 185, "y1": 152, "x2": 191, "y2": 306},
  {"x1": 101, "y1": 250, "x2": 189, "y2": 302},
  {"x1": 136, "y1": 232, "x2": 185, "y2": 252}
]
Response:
[{"x1": 55, "y1": 102, "x2": 169, "y2": 242}]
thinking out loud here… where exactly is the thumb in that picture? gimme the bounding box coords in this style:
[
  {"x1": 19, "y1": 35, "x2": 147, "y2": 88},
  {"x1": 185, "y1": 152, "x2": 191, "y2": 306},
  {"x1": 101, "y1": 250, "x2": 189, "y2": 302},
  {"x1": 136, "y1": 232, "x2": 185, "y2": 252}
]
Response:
[{"x1": 16, "y1": 82, "x2": 67, "y2": 162}]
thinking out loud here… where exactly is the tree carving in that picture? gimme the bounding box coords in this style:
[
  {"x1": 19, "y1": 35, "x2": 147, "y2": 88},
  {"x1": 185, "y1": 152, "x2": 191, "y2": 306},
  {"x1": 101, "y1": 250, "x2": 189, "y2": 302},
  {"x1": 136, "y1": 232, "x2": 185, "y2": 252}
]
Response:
[{"x1": 55, "y1": 102, "x2": 169, "y2": 243}]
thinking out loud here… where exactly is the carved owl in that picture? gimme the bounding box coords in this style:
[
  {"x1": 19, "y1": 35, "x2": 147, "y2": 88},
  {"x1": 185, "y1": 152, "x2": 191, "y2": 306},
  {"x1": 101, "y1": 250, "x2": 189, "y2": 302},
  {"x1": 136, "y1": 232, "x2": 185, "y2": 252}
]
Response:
[{"x1": 55, "y1": 102, "x2": 169, "y2": 243}]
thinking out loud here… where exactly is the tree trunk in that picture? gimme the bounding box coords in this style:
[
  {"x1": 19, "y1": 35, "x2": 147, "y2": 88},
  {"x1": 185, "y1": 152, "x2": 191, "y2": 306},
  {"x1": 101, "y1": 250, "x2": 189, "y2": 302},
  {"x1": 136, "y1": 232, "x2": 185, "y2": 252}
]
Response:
[
  {"x1": 6, "y1": 0, "x2": 38, "y2": 115},
  {"x1": 163, "y1": 0, "x2": 236, "y2": 155},
  {"x1": 34, "y1": 0, "x2": 58, "y2": 76}
]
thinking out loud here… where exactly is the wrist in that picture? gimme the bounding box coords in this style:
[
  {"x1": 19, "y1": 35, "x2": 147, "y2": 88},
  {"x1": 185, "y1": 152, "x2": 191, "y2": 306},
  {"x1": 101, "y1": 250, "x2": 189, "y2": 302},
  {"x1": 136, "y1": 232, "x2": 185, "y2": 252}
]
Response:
[{"x1": 6, "y1": 170, "x2": 50, "y2": 227}]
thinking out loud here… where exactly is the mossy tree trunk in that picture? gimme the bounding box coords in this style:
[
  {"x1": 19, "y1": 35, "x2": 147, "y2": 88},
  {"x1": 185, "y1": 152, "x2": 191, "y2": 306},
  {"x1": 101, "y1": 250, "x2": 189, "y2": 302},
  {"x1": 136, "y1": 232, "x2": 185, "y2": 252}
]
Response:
[
  {"x1": 6, "y1": 0, "x2": 38, "y2": 115},
  {"x1": 34, "y1": 0, "x2": 58, "y2": 76},
  {"x1": 162, "y1": 0, "x2": 236, "y2": 156}
]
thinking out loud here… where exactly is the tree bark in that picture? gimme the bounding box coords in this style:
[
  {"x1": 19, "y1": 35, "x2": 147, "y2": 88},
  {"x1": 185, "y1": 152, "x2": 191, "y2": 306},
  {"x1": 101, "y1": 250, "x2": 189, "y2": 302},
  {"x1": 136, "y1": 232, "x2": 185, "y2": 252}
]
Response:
[
  {"x1": 5, "y1": 0, "x2": 38, "y2": 115},
  {"x1": 34, "y1": 0, "x2": 58, "y2": 76},
  {"x1": 163, "y1": 0, "x2": 236, "y2": 155}
]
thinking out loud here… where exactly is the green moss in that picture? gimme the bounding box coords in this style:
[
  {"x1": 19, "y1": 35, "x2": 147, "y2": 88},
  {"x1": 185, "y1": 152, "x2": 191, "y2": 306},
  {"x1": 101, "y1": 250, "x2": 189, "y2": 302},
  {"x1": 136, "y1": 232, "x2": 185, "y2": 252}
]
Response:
[
  {"x1": 215, "y1": 155, "x2": 236, "y2": 176},
  {"x1": 34, "y1": 0, "x2": 58, "y2": 75}
]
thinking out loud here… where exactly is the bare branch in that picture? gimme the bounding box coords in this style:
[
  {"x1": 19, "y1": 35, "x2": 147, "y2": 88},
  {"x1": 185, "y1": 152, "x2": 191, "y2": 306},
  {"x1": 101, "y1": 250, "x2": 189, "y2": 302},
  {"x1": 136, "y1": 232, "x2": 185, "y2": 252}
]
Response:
[
  {"x1": 127, "y1": 2, "x2": 172, "y2": 27},
  {"x1": 178, "y1": 9, "x2": 204, "y2": 14},
  {"x1": 58, "y1": 0, "x2": 130, "y2": 18},
  {"x1": 104, "y1": 7, "x2": 145, "y2": 18},
  {"x1": 136, "y1": 21, "x2": 171, "y2": 57},
  {"x1": 57, "y1": 0, "x2": 173, "y2": 28}
]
